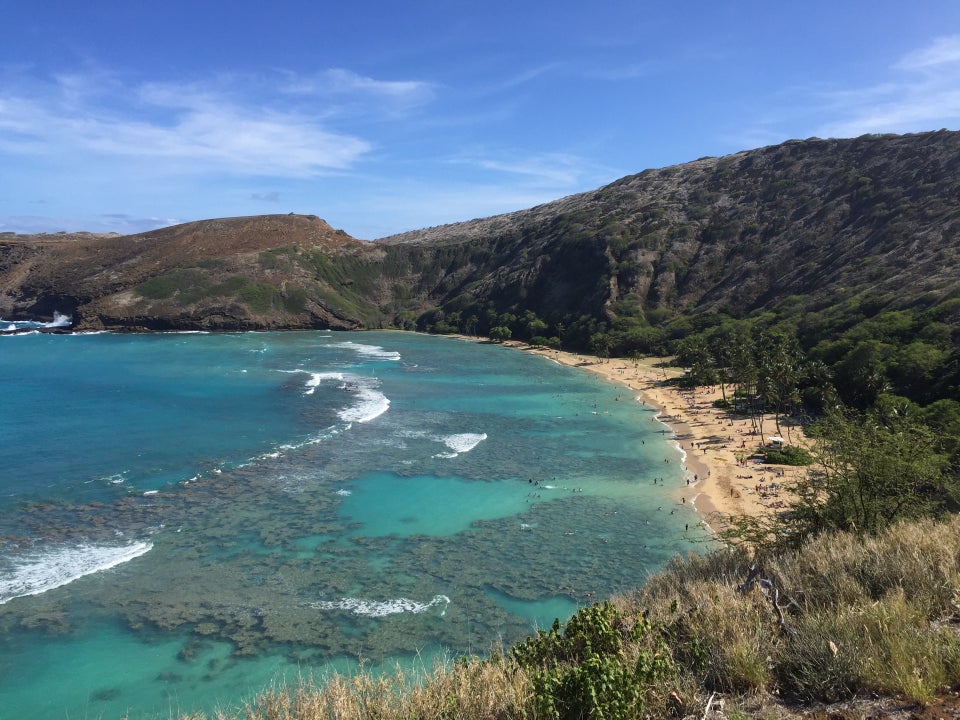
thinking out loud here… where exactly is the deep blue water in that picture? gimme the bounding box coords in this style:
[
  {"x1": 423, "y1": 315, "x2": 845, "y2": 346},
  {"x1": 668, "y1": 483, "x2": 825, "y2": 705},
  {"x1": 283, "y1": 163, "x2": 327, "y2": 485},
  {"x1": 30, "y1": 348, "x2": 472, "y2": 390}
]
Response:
[{"x1": 0, "y1": 330, "x2": 697, "y2": 718}]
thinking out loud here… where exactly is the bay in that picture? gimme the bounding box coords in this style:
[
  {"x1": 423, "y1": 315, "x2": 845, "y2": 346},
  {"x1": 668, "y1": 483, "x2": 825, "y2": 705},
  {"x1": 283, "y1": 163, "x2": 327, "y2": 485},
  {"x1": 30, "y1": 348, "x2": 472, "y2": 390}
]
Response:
[{"x1": 0, "y1": 330, "x2": 697, "y2": 718}]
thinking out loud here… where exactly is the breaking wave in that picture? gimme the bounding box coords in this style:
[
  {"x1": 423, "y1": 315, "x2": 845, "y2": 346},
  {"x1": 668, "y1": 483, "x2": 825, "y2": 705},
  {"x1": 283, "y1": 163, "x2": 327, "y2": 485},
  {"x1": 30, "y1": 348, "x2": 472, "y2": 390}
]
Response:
[
  {"x1": 0, "y1": 541, "x2": 153, "y2": 605},
  {"x1": 1, "y1": 311, "x2": 73, "y2": 333},
  {"x1": 443, "y1": 433, "x2": 487, "y2": 454},
  {"x1": 282, "y1": 369, "x2": 390, "y2": 424},
  {"x1": 433, "y1": 432, "x2": 487, "y2": 458},
  {"x1": 335, "y1": 341, "x2": 402, "y2": 362},
  {"x1": 311, "y1": 594, "x2": 450, "y2": 617},
  {"x1": 337, "y1": 382, "x2": 390, "y2": 423}
]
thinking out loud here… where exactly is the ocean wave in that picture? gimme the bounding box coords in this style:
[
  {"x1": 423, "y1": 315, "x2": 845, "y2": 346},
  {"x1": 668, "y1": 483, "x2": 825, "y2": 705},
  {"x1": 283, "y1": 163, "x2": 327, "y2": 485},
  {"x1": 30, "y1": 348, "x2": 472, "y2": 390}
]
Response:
[
  {"x1": 303, "y1": 371, "x2": 345, "y2": 395},
  {"x1": 443, "y1": 433, "x2": 487, "y2": 454},
  {"x1": 335, "y1": 341, "x2": 402, "y2": 362},
  {"x1": 279, "y1": 370, "x2": 389, "y2": 424},
  {"x1": 337, "y1": 383, "x2": 390, "y2": 424},
  {"x1": 0, "y1": 311, "x2": 73, "y2": 332},
  {"x1": 278, "y1": 369, "x2": 345, "y2": 396},
  {"x1": 0, "y1": 541, "x2": 153, "y2": 605},
  {"x1": 311, "y1": 594, "x2": 449, "y2": 617},
  {"x1": 432, "y1": 432, "x2": 487, "y2": 458},
  {"x1": 290, "y1": 369, "x2": 391, "y2": 424},
  {"x1": 253, "y1": 424, "x2": 343, "y2": 462}
]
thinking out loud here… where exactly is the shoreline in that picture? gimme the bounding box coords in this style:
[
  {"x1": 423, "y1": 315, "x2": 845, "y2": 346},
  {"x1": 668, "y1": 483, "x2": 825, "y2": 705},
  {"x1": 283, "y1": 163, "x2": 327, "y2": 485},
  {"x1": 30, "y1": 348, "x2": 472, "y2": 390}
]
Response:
[{"x1": 452, "y1": 335, "x2": 801, "y2": 537}]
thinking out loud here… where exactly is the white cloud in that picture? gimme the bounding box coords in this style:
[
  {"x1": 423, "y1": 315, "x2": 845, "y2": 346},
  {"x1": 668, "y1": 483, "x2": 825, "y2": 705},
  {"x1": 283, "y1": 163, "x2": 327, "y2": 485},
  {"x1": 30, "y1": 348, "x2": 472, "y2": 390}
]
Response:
[
  {"x1": 815, "y1": 36, "x2": 960, "y2": 139},
  {"x1": 280, "y1": 68, "x2": 435, "y2": 114},
  {"x1": 452, "y1": 150, "x2": 612, "y2": 190},
  {"x1": 0, "y1": 69, "x2": 443, "y2": 178},
  {"x1": 896, "y1": 34, "x2": 960, "y2": 71},
  {"x1": 473, "y1": 154, "x2": 582, "y2": 187}
]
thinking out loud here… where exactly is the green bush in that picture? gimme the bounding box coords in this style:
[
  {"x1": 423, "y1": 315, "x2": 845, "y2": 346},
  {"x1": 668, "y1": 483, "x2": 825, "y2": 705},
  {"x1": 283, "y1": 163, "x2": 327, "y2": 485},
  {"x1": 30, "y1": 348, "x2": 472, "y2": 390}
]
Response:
[
  {"x1": 136, "y1": 275, "x2": 178, "y2": 299},
  {"x1": 135, "y1": 268, "x2": 210, "y2": 304},
  {"x1": 765, "y1": 445, "x2": 813, "y2": 465},
  {"x1": 511, "y1": 601, "x2": 672, "y2": 719},
  {"x1": 282, "y1": 286, "x2": 307, "y2": 314},
  {"x1": 239, "y1": 284, "x2": 280, "y2": 314}
]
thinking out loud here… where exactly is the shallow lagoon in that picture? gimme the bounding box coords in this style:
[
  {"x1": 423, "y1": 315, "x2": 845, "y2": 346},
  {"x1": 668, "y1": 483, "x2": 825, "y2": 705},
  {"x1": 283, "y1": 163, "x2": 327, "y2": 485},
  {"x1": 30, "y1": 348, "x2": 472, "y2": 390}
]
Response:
[{"x1": 0, "y1": 331, "x2": 698, "y2": 718}]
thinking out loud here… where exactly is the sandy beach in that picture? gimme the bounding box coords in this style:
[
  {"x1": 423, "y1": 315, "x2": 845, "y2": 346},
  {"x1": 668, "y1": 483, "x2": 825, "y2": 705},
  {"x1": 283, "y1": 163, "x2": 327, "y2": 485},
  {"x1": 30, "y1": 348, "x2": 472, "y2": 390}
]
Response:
[{"x1": 493, "y1": 340, "x2": 805, "y2": 536}]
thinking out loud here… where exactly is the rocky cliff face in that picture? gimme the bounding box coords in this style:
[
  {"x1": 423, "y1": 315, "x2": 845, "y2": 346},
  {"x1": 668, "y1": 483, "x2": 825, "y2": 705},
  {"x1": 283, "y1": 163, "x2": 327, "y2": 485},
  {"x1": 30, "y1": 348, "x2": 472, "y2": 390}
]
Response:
[{"x1": 2, "y1": 130, "x2": 959, "y2": 340}]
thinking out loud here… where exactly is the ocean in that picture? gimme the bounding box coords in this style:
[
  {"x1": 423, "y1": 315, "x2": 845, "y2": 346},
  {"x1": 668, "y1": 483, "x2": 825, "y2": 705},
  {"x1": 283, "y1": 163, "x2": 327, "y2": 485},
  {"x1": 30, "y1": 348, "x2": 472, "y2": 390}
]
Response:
[{"x1": 0, "y1": 329, "x2": 697, "y2": 718}]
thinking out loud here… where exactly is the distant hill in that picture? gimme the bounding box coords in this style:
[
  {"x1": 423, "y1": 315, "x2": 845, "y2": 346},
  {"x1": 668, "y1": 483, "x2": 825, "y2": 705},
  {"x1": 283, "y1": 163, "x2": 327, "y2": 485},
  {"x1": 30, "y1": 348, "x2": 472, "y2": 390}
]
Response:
[{"x1": 2, "y1": 130, "x2": 959, "y2": 341}]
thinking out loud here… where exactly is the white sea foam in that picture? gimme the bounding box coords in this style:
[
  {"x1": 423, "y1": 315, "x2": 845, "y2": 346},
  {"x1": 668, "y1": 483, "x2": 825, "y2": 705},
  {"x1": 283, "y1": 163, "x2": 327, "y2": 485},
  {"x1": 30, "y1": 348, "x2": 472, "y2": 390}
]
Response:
[
  {"x1": 0, "y1": 541, "x2": 153, "y2": 605},
  {"x1": 280, "y1": 369, "x2": 388, "y2": 423},
  {"x1": 48, "y1": 311, "x2": 72, "y2": 327},
  {"x1": 303, "y1": 371, "x2": 344, "y2": 395},
  {"x1": 99, "y1": 472, "x2": 127, "y2": 485},
  {"x1": 311, "y1": 594, "x2": 449, "y2": 617},
  {"x1": 335, "y1": 341, "x2": 402, "y2": 361},
  {"x1": 337, "y1": 381, "x2": 390, "y2": 423},
  {"x1": 443, "y1": 433, "x2": 487, "y2": 454},
  {"x1": 278, "y1": 369, "x2": 345, "y2": 396},
  {"x1": 433, "y1": 432, "x2": 487, "y2": 458},
  {"x1": 1, "y1": 312, "x2": 72, "y2": 330}
]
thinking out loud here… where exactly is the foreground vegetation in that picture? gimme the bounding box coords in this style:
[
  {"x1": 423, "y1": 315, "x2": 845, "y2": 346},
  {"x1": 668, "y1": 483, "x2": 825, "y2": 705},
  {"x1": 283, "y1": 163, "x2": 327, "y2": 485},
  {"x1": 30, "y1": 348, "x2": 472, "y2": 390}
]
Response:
[{"x1": 183, "y1": 516, "x2": 960, "y2": 719}]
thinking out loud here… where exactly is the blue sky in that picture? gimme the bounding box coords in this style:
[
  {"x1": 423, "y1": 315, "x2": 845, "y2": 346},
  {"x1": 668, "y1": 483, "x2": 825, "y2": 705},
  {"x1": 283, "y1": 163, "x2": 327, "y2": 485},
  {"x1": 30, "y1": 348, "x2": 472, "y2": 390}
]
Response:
[{"x1": 2, "y1": 1, "x2": 959, "y2": 239}]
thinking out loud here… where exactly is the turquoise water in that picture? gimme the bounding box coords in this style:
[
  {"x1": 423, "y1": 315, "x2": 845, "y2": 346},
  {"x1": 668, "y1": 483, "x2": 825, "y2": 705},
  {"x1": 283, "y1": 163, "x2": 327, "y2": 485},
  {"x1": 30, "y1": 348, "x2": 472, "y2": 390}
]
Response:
[{"x1": 0, "y1": 330, "x2": 697, "y2": 718}]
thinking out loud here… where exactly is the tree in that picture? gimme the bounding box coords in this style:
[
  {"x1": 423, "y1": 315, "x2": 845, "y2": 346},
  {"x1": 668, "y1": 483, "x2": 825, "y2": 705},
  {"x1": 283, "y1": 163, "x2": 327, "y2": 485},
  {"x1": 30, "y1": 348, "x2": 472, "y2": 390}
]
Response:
[
  {"x1": 590, "y1": 332, "x2": 612, "y2": 360},
  {"x1": 707, "y1": 329, "x2": 737, "y2": 403},
  {"x1": 756, "y1": 330, "x2": 803, "y2": 438},
  {"x1": 834, "y1": 340, "x2": 894, "y2": 408},
  {"x1": 723, "y1": 406, "x2": 952, "y2": 550},
  {"x1": 489, "y1": 325, "x2": 512, "y2": 342},
  {"x1": 675, "y1": 335, "x2": 717, "y2": 388},
  {"x1": 522, "y1": 310, "x2": 548, "y2": 341},
  {"x1": 464, "y1": 314, "x2": 479, "y2": 337},
  {"x1": 791, "y1": 407, "x2": 949, "y2": 538}
]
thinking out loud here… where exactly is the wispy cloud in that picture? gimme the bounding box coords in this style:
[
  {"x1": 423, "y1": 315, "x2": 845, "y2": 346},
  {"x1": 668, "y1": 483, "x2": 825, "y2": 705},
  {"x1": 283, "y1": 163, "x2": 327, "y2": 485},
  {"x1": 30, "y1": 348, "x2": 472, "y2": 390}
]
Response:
[
  {"x1": 472, "y1": 154, "x2": 584, "y2": 187},
  {"x1": 896, "y1": 34, "x2": 960, "y2": 71},
  {"x1": 0, "y1": 68, "x2": 439, "y2": 179},
  {"x1": 280, "y1": 68, "x2": 434, "y2": 115},
  {"x1": 816, "y1": 35, "x2": 960, "y2": 138}
]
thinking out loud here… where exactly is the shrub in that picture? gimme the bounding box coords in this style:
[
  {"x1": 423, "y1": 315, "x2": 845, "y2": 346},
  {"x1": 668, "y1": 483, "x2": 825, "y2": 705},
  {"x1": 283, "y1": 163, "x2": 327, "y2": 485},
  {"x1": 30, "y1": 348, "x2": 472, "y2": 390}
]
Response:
[
  {"x1": 511, "y1": 601, "x2": 673, "y2": 719},
  {"x1": 239, "y1": 284, "x2": 280, "y2": 313},
  {"x1": 282, "y1": 286, "x2": 308, "y2": 314},
  {"x1": 135, "y1": 268, "x2": 211, "y2": 304},
  {"x1": 765, "y1": 445, "x2": 813, "y2": 465}
]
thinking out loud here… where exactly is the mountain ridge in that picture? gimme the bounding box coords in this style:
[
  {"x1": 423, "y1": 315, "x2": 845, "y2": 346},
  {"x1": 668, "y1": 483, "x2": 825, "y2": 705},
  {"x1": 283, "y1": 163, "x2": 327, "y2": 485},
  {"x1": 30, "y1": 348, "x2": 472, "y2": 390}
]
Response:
[{"x1": 2, "y1": 129, "x2": 959, "y2": 341}]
